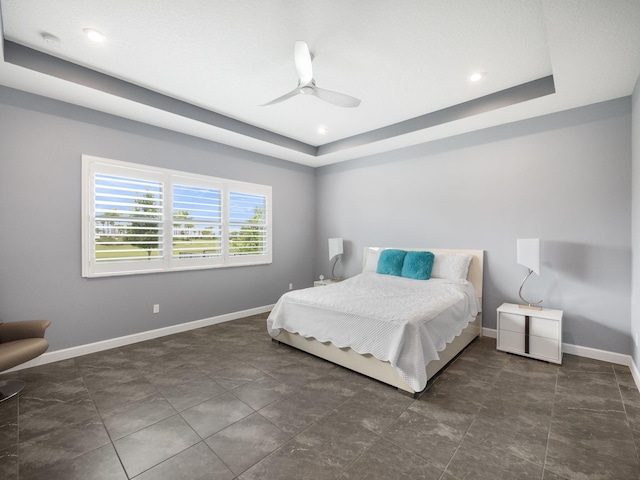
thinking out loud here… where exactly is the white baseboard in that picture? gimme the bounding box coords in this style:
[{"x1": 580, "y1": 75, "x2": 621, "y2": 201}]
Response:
[
  {"x1": 7, "y1": 304, "x2": 274, "y2": 372},
  {"x1": 561, "y1": 342, "x2": 631, "y2": 366},
  {"x1": 483, "y1": 327, "x2": 640, "y2": 391},
  {"x1": 10, "y1": 314, "x2": 640, "y2": 393},
  {"x1": 482, "y1": 327, "x2": 497, "y2": 338},
  {"x1": 630, "y1": 360, "x2": 640, "y2": 391}
]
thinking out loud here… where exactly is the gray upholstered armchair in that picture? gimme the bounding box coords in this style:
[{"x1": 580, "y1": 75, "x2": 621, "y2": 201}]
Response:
[{"x1": 0, "y1": 319, "x2": 51, "y2": 402}]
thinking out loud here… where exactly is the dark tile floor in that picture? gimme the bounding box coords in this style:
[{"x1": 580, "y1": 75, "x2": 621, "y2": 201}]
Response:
[{"x1": 1, "y1": 313, "x2": 640, "y2": 479}]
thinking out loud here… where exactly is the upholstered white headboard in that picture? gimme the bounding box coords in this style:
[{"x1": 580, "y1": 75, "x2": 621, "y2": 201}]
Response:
[{"x1": 362, "y1": 247, "x2": 484, "y2": 301}]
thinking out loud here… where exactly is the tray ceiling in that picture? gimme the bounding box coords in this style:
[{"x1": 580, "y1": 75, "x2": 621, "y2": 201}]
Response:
[{"x1": 1, "y1": 0, "x2": 639, "y2": 167}]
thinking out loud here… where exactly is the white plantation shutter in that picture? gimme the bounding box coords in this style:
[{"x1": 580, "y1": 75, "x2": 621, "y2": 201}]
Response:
[
  {"x1": 82, "y1": 155, "x2": 272, "y2": 277},
  {"x1": 228, "y1": 191, "x2": 267, "y2": 256},
  {"x1": 94, "y1": 174, "x2": 163, "y2": 263},
  {"x1": 172, "y1": 183, "x2": 222, "y2": 261}
]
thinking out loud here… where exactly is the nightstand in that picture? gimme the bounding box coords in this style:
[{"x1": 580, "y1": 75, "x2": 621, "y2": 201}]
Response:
[
  {"x1": 314, "y1": 279, "x2": 341, "y2": 287},
  {"x1": 497, "y1": 303, "x2": 563, "y2": 364}
]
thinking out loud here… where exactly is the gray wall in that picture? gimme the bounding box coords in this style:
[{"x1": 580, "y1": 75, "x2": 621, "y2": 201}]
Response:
[
  {"x1": 0, "y1": 83, "x2": 634, "y2": 358},
  {"x1": 316, "y1": 98, "x2": 633, "y2": 355},
  {"x1": 0, "y1": 86, "x2": 317, "y2": 352},
  {"x1": 632, "y1": 74, "x2": 640, "y2": 369}
]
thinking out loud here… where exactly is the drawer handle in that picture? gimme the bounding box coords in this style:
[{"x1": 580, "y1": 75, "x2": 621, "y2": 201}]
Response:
[{"x1": 524, "y1": 316, "x2": 530, "y2": 354}]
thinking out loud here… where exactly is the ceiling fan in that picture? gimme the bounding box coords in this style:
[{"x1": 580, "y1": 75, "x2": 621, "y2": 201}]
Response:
[{"x1": 262, "y1": 41, "x2": 361, "y2": 108}]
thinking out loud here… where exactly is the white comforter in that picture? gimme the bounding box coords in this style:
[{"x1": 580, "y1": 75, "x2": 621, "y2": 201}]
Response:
[{"x1": 267, "y1": 272, "x2": 479, "y2": 391}]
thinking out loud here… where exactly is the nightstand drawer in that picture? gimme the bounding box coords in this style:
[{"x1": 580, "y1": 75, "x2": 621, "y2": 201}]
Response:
[
  {"x1": 496, "y1": 303, "x2": 563, "y2": 364},
  {"x1": 499, "y1": 312, "x2": 559, "y2": 340},
  {"x1": 497, "y1": 330, "x2": 560, "y2": 361}
]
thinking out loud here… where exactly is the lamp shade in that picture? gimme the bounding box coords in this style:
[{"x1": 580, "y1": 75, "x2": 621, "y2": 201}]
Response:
[
  {"x1": 328, "y1": 238, "x2": 343, "y2": 261},
  {"x1": 517, "y1": 238, "x2": 540, "y2": 275}
]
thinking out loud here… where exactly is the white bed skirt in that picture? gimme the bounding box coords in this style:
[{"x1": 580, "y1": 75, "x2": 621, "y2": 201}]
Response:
[{"x1": 272, "y1": 315, "x2": 482, "y2": 396}]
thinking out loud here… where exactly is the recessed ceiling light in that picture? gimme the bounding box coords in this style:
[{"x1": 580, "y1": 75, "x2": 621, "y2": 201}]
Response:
[
  {"x1": 83, "y1": 28, "x2": 105, "y2": 43},
  {"x1": 318, "y1": 126, "x2": 328, "y2": 135},
  {"x1": 469, "y1": 72, "x2": 483, "y2": 82}
]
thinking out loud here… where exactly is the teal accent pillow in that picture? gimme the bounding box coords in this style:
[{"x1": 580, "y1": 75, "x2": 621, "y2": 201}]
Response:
[
  {"x1": 376, "y1": 249, "x2": 407, "y2": 276},
  {"x1": 401, "y1": 251, "x2": 435, "y2": 280}
]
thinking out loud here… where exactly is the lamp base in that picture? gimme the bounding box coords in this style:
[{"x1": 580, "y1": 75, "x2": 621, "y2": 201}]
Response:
[
  {"x1": 331, "y1": 256, "x2": 341, "y2": 280},
  {"x1": 518, "y1": 269, "x2": 543, "y2": 311},
  {"x1": 518, "y1": 304, "x2": 542, "y2": 311}
]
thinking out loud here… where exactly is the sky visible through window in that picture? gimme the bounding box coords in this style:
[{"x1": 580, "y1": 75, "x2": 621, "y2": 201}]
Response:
[{"x1": 95, "y1": 176, "x2": 265, "y2": 224}]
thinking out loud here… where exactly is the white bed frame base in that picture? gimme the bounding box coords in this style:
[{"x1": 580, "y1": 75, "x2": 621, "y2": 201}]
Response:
[{"x1": 273, "y1": 248, "x2": 484, "y2": 396}]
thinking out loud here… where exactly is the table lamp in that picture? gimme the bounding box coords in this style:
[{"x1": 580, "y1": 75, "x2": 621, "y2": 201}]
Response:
[
  {"x1": 328, "y1": 238, "x2": 343, "y2": 280},
  {"x1": 517, "y1": 238, "x2": 542, "y2": 310}
]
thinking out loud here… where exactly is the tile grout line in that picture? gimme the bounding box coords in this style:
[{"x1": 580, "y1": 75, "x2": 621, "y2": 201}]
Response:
[
  {"x1": 436, "y1": 351, "x2": 509, "y2": 480},
  {"x1": 78, "y1": 367, "x2": 127, "y2": 478},
  {"x1": 208, "y1": 363, "x2": 372, "y2": 478},
  {"x1": 330, "y1": 385, "x2": 415, "y2": 480},
  {"x1": 8, "y1": 323, "x2": 640, "y2": 479},
  {"x1": 16, "y1": 366, "x2": 109, "y2": 480},
  {"x1": 614, "y1": 367, "x2": 640, "y2": 465},
  {"x1": 540, "y1": 360, "x2": 561, "y2": 480},
  {"x1": 16, "y1": 395, "x2": 21, "y2": 480}
]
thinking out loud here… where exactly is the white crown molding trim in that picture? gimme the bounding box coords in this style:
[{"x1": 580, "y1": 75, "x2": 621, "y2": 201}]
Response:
[{"x1": 6, "y1": 304, "x2": 274, "y2": 373}]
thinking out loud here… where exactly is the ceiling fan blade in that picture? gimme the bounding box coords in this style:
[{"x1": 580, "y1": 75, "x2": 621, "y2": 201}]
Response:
[
  {"x1": 263, "y1": 41, "x2": 361, "y2": 108},
  {"x1": 261, "y1": 87, "x2": 299, "y2": 106},
  {"x1": 312, "y1": 86, "x2": 361, "y2": 108},
  {"x1": 294, "y1": 41, "x2": 313, "y2": 85}
]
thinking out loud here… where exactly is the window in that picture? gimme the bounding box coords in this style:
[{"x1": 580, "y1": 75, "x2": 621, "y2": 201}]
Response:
[
  {"x1": 172, "y1": 181, "x2": 222, "y2": 260},
  {"x1": 82, "y1": 155, "x2": 272, "y2": 277}
]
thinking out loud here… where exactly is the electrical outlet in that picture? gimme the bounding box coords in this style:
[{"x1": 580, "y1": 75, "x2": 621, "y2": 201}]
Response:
[
  {"x1": 153, "y1": 304, "x2": 160, "y2": 314},
  {"x1": 289, "y1": 283, "x2": 293, "y2": 290}
]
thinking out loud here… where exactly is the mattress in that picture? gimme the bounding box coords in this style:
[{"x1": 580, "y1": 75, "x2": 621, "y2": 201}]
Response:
[{"x1": 267, "y1": 272, "x2": 479, "y2": 391}]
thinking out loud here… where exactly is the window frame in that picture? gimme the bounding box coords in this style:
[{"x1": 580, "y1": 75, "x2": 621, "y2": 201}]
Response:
[{"x1": 82, "y1": 155, "x2": 272, "y2": 278}]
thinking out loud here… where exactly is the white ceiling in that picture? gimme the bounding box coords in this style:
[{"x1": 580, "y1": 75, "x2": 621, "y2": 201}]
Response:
[{"x1": 1, "y1": 0, "x2": 639, "y2": 167}]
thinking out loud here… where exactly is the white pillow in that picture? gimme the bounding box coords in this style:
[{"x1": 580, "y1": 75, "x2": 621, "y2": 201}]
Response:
[
  {"x1": 362, "y1": 248, "x2": 382, "y2": 272},
  {"x1": 431, "y1": 253, "x2": 472, "y2": 280}
]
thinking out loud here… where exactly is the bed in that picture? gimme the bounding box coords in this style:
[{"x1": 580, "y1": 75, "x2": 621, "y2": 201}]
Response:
[{"x1": 267, "y1": 247, "x2": 484, "y2": 396}]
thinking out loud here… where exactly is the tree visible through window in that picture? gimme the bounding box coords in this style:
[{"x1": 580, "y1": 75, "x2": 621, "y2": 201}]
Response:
[
  {"x1": 172, "y1": 184, "x2": 221, "y2": 259},
  {"x1": 229, "y1": 192, "x2": 267, "y2": 256},
  {"x1": 94, "y1": 175, "x2": 163, "y2": 263},
  {"x1": 124, "y1": 192, "x2": 162, "y2": 258}
]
